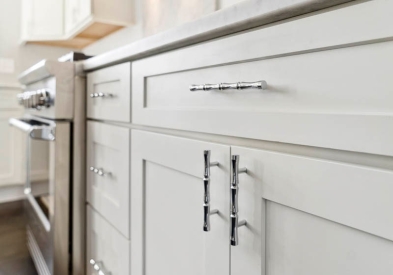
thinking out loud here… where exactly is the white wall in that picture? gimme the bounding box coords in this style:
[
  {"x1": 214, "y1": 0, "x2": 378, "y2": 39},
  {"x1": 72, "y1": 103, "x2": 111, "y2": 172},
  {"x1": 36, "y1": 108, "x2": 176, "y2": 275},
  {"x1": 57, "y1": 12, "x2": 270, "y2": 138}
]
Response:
[
  {"x1": 0, "y1": 0, "x2": 73, "y2": 86},
  {"x1": 84, "y1": 0, "x2": 245, "y2": 55}
]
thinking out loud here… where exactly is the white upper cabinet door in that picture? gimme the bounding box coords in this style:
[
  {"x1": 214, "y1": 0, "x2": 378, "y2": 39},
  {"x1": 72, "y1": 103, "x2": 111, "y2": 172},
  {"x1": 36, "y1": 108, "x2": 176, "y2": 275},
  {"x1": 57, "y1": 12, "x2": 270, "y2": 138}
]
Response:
[
  {"x1": 230, "y1": 146, "x2": 393, "y2": 275},
  {"x1": 87, "y1": 63, "x2": 131, "y2": 122},
  {"x1": 86, "y1": 206, "x2": 130, "y2": 275},
  {"x1": 64, "y1": 0, "x2": 91, "y2": 33},
  {"x1": 132, "y1": 0, "x2": 393, "y2": 157},
  {"x1": 131, "y1": 130, "x2": 230, "y2": 275},
  {"x1": 22, "y1": 0, "x2": 64, "y2": 39},
  {"x1": 86, "y1": 121, "x2": 130, "y2": 238}
]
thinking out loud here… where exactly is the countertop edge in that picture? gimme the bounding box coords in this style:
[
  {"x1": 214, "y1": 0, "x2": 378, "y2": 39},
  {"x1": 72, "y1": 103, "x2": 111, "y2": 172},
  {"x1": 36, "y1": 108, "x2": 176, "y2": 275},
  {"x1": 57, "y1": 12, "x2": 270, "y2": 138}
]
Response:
[{"x1": 83, "y1": 0, "x2": 355, "y2": 71}]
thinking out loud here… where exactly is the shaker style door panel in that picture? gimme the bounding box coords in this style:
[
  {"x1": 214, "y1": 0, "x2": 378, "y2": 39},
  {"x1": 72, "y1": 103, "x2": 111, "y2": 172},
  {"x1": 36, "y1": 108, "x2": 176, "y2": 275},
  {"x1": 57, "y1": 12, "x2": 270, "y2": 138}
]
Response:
[
  {"x1": 87, "y1": 206, "x2": 130, "y2": 275},
  {"x1": 87, "y1": 62, "x2": 131, "y2": 122},
  {"x1": 86, "y1": 121, "x2": 130, "y2": 238},
  {"x1": 131, "y1": 130, "x2": 230, "y2": 275},
  {"x1": 230, "y1": 146, "x2": 393, "y2": 275},
  {"x1": 132, "y1": 0, "x2": 393, "y2": 156}
]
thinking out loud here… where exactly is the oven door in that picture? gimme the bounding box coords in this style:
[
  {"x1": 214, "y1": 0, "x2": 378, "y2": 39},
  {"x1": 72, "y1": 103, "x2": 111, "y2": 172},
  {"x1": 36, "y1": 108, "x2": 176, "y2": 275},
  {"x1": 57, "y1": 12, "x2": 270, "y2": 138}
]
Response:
[{"x1": 9, "y1": 116, "x2": 71, "y2": 275}]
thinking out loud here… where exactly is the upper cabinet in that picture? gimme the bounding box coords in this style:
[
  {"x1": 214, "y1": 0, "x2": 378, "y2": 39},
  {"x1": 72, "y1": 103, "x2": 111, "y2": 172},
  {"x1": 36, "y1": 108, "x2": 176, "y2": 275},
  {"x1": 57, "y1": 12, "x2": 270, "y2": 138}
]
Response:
[
  {"x1": 21, "y1": 0, "x2": 133, "y2": 49},
  {"x1": 21, "y1": 0, "x2": 64, "y2": 40}
]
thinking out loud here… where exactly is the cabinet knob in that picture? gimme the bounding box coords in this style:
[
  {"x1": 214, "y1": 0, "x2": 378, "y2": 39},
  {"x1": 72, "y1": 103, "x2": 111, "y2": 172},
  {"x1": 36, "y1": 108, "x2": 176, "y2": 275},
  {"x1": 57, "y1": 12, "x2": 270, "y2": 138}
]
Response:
[
  {"x1": 190, "y1": 80, "x2": 267, "y2": 92},
  {"x1": 90, "y1": 93, "x2": 114, "y2": 98},
  {"x1": 89, "y1": 259, "x2": 111, "y2": 275},
  {"x1": 89, "y1": 166, "x2": 111, "y2": 177},
  {"x1": 203, "y1": 150, "x2": 219, "y2": 232},
  {"x1": 230, "y1": 155, "x2": 247, "y2": 246}
]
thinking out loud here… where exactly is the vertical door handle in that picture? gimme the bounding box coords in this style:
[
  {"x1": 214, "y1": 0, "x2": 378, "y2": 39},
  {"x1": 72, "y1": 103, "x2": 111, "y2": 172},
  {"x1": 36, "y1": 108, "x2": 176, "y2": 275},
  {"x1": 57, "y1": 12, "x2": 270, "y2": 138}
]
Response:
[
  {"x1": 203, "y1": 150, "x2": 219, "y2": 232},
  {"x1": 230, "y1": 155, "x2": 247, "y2": 246}
]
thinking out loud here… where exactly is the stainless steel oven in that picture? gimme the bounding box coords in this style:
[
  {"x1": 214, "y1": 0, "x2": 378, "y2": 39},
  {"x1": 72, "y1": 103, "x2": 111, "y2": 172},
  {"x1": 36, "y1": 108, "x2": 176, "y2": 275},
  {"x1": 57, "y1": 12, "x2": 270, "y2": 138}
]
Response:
[{"x1": 9, "y1": 54, "x2": 89, "y2": 275}]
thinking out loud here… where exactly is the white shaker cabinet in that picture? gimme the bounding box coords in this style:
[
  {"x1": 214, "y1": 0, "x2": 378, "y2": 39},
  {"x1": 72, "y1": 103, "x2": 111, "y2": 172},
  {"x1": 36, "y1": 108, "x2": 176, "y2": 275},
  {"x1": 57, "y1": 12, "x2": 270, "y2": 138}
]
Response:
[
  {"x1": 131, "y1": 130, "x2": 230, "y2": 275},
  {"x1": 21, "y1": 0, "x2": 64, "y2": 41},
  {"x1": 22, "y1": 0, "x2": 133, "y2": 48},
  {"x1": 64, "y1": 0, "x2": 91, "y2": 34},
  {"x1": 230, "y1": 146, "x2": 393, "y2": 275}
]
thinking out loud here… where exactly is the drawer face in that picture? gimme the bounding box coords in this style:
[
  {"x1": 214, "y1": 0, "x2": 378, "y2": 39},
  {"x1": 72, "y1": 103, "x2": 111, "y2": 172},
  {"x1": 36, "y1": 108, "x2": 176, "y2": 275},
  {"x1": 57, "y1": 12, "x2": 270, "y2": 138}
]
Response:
[
  {"x1": 86, "y1": 206, "x2": 130, "y2": 275},
  {"x1": 132, "y1": 1, "x2": 393, "y2": 156},
  {"x1": 87, "y1": 62, "x2": 131, "y2": 122},
  {"x1": 86, "y1": 121, "x2": 130, "y2": 238}
]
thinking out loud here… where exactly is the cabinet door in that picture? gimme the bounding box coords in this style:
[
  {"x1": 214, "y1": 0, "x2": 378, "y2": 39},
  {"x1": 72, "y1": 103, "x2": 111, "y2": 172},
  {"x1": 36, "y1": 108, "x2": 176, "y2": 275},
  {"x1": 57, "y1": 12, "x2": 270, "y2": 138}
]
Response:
[
  {"x1": 65, "y1": 0, "x2": 91, "y2": 33},
  {"x1": 230, "y1": 146, "x2": 393, "y2": 275},
  {"x1": 86, "y1": 121, "x2": 130, "y2": 238},
  {"x1": 24, "y1": 0, "x2": 64, "y2": 38},
  {"x1": 131, "y1": 130, "x2": 230, "y2": 275}
]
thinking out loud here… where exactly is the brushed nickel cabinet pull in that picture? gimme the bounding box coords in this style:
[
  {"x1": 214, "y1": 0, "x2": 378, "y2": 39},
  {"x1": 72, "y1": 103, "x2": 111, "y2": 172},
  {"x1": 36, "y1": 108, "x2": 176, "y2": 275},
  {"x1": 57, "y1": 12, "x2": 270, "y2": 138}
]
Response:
[
  {"x1": 230, "y1": 155, "x2": 247, "y2": 246},
  {"x1": 203, "y1": 150, "x2": 219, "y2": 232},
  {"x1": 190, "y1": 81, "x2": 267, "y2": 92}
]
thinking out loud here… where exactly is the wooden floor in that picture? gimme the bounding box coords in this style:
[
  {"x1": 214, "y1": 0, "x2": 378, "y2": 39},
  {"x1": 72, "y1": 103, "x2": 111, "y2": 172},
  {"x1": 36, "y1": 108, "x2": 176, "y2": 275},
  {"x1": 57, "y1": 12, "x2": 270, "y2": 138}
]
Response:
[{"x1": 0, "y1": 200, "x2": 38, "y2": 275}]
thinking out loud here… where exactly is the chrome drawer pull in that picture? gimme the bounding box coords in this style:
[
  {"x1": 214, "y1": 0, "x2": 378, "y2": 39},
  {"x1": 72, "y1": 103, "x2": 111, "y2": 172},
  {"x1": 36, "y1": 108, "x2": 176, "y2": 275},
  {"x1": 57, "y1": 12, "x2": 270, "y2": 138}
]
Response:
[
  {"x1": 230, "y1": 155, "x2": 247, "y2": 246},
  {"x1": 89, "y1": 259, "x2": 111, "y2": 275},
  {"x1": 190, "y1": 81, "x2": 267, "y2": 92},
  {"x1": 89, "y1": 166, "x2": 111, "y2": 177},
  {"x1": 203, "y1": 150, "x2": 219, "y2": 232},
  {"x1": 90, "y1": 92, "x2": 114, "y2": 98}
]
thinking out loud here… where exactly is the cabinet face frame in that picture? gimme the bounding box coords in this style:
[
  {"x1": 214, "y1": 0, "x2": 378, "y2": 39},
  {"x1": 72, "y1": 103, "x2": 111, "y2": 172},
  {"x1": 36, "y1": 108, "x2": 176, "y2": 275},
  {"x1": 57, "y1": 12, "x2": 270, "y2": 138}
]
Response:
[{"x1": 130, "y1": 130, "x2": 230, "y2": 275}]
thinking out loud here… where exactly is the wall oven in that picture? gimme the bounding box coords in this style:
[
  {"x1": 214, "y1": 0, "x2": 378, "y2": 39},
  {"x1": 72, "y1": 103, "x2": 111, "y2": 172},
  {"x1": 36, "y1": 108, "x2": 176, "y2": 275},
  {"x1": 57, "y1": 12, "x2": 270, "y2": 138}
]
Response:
[{"x1": 9, "y1": 56, "x2": 88, "y2": 275}]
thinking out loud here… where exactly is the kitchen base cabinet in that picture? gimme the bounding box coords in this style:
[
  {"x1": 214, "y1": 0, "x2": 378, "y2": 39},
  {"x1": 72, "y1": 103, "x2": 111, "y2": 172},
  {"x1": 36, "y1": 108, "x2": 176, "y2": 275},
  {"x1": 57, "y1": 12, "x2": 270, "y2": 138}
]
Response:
[
  {"x1": 131, "y1": 130, "x2": 230, "y2": 275},
  {"x1": 230, "y1": 146, "x2": 393, "y2": 275}
]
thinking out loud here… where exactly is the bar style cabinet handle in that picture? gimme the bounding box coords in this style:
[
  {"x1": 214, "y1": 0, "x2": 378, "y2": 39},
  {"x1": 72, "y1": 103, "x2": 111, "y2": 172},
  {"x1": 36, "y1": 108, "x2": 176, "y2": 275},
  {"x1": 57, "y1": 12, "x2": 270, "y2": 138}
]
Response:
[
  {"x1": 190, "y1": 80, "x2": 267, "y2": 92},
  {"x1": 90, "y1": 92, "x2": 114, "y2": 98},
  {"x1": 89, "y1": 259, "x2": 111, "y2": 275},
  {"x1": 230, "y1": 155, "x2": 247, "y2": 246},
  {"x1": 203, "y1": 150, "x2": 219, "y2": 232},
  {"x1": 89, "y1": 166, "x2": 111, "y2": 177}
]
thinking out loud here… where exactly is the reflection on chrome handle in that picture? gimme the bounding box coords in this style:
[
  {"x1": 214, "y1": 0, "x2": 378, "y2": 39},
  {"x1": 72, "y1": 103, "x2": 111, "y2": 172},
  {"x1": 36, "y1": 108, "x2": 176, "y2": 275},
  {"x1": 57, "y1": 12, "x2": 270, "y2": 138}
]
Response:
[
  {"x1": 190, "y1": 81, "x2": 267, "y2": 92},
  {"x1": 203, "y1": 150, "x2": 219, "y2": 232},
  {"x1": 90, "y1": 93, "x2": 114, "y2": 98},
  {"x1": 89, "y1": 166, "x2": 111, "y2": 177},
  {"x1": 89, "y1": 259, "x2": 111, "y2": 275},
  {"x1": 230, "y1": 155, "x2": 247, "y2": 246}
]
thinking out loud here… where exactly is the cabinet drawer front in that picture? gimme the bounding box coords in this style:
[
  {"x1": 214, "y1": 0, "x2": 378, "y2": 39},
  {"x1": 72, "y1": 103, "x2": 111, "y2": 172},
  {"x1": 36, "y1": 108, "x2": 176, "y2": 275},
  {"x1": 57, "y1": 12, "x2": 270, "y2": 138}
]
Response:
[
  {"x1": 230, "y1": 146, "x2": 393, "y2": 275},
  {"x1": 86, "y1": 206, "x2": 130, "y2": 275},
  {"x1": 133, "y1": 0, "x2": 393, "y2": 156},
  {"x1": 86, "y1": 121, "x2": 130, "y2": 237},
  {"x1": 87, "y1": 62, "x2": 131, "y2": 122}
]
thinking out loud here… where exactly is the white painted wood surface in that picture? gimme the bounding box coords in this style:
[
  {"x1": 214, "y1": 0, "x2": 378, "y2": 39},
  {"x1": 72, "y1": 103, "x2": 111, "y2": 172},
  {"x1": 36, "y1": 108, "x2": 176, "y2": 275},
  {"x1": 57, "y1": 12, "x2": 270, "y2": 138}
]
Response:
[
  {"x1": 86, "y1": 205, "x2": 130, "y2": 275},
  {"x1": 132, "y1": 0, "x2": 393, "y2": 156},
  {"x1": 87, "y1": 62, "x2": 131, "y2": 122},
  {"x1": 86, "y1": 121, "x2": 130, "y2": 238},
  {"x1": 21, "y1": 0, "x2": 64, "y2": 40},
  {"x1": 131, "y1": 130, "x2": 230, "y2": 275},
  {"x1": 64, "y1": 0, "x2": 91, "y2": 33},
  {"x1": 231, "y1": 145, "x2": 393, "y2": 275}
]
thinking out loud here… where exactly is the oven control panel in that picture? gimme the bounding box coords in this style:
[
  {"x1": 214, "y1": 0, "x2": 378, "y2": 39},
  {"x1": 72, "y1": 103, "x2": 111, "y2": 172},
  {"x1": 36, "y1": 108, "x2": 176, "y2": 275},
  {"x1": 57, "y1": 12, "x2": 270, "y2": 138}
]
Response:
[{"x1": 17, "y1": 89, "x2": 52, "y2": 110}]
